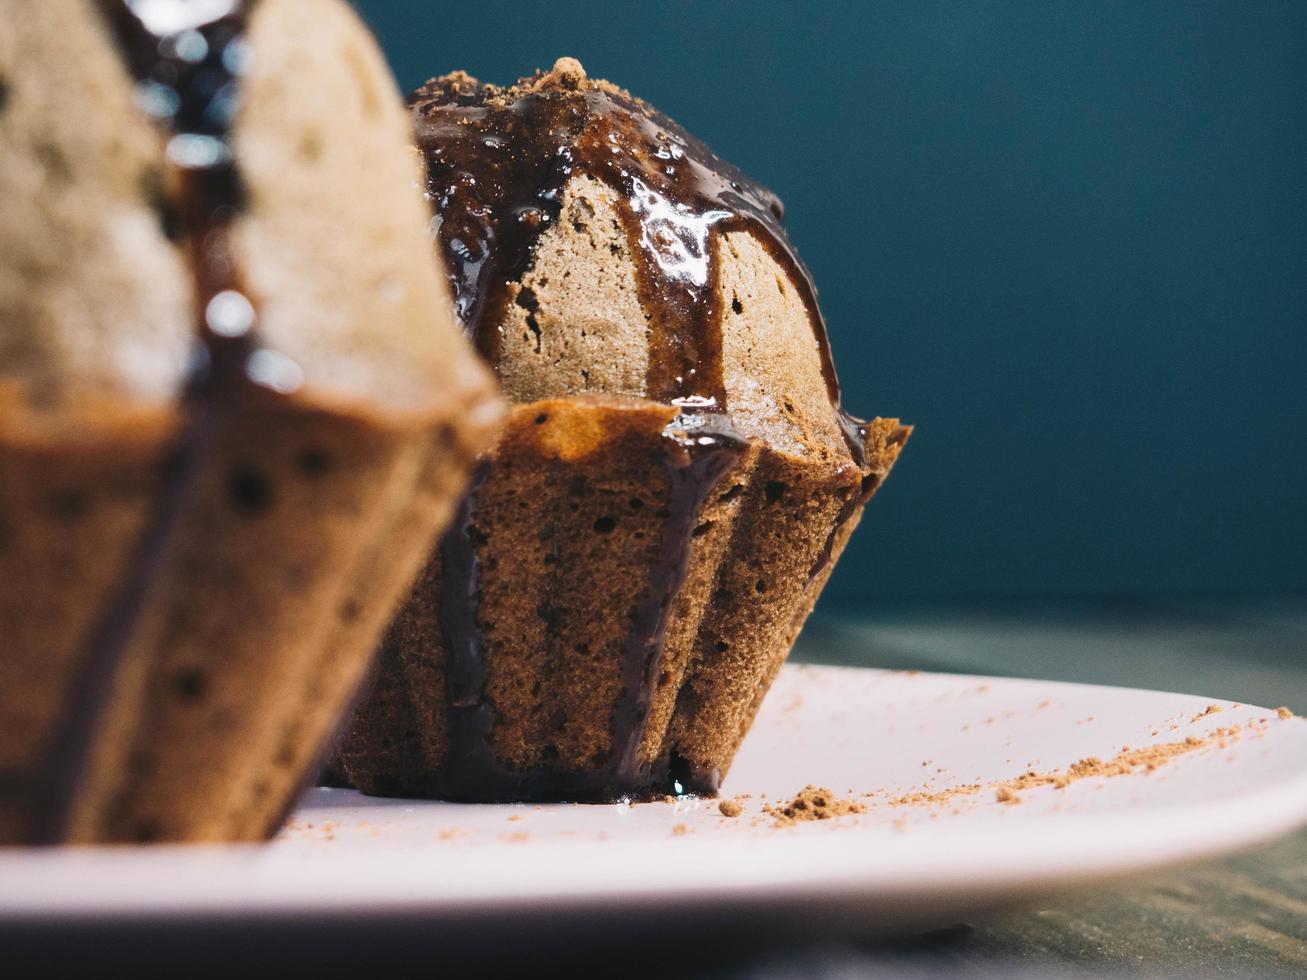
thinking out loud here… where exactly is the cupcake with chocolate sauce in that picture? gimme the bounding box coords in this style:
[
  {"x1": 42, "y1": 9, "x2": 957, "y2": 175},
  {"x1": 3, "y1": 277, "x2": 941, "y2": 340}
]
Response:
[
  {"x1": 335, "y1": 59, "x2": 909, "y2": 802},
  {"x1": 0, "y1": 0, "x2": 500, "y2": 843}
]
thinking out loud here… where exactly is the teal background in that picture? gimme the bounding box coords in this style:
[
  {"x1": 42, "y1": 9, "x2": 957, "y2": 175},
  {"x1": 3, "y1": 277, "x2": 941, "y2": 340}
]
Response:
[{"x1": 351, "y1": 1, "x2": 1307, "y2": 599}]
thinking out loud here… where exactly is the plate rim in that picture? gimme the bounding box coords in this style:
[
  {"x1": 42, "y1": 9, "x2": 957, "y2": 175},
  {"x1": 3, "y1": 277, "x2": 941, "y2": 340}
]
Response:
[{"x1": 1, "y1": 664, "x2": 1304, "y2": 923}]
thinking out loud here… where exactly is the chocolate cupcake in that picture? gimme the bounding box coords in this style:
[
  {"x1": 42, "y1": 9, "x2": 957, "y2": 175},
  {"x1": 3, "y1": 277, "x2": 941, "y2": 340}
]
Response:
[
  {"x1": 0, "y1": 0, "x2": 501, "y2": 843},
  {"x1": 335, "y1": 59, "x2": 909, "y2": 801}
]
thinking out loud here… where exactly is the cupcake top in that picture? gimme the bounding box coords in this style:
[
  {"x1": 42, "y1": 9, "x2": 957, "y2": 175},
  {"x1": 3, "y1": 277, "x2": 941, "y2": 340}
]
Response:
[
  {"x1": 412, "y1": 58, "x2": 867, "y2": 466},
  {"x1": 0, "y1": 0, "x2": 496, "y2": 440}
]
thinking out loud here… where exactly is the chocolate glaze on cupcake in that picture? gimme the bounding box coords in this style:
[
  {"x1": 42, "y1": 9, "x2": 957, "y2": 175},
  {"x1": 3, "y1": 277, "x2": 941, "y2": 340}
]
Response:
[
  {"x1": 335, "y1": 59, "x2": 909, "y2": 802},
  {"x1": 0, "y1": 0, "x2": 500, "y2": 843}
]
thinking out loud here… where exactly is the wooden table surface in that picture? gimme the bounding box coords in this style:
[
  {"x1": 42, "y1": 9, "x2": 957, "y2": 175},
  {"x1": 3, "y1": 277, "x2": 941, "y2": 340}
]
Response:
[{"x1": 776, "y1": 595, "x2": 1307, "y2": 978}]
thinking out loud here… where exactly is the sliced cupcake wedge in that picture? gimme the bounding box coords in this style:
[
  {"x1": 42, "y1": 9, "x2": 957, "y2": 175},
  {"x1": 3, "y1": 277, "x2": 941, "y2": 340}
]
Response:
[{"x1": 0, "y1": 0, "x2": 501, "y2": 843}]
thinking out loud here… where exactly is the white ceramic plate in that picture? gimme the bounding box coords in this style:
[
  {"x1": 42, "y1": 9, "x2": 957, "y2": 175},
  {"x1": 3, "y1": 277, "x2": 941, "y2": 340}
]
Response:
[{"x1": 2, "y1": 664, "x2": 1305, "y2": 936}]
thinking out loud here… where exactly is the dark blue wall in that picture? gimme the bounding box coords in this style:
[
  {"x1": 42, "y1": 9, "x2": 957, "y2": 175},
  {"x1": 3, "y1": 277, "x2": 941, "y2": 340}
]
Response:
[{"x1": 352, "y1": 1, "x2": 1307, "y2": 598}]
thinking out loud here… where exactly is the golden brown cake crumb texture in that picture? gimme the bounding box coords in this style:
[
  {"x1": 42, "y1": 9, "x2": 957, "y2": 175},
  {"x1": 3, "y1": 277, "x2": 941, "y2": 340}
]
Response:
[{"x1": 763, "y1": 786, "x2": 867, "y2": 826}]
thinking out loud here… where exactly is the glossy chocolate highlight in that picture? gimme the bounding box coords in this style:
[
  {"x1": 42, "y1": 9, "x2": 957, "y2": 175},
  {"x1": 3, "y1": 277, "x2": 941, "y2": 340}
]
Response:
[{"x1": 412, "y1": 67, "x2": 867, "y2": 458}]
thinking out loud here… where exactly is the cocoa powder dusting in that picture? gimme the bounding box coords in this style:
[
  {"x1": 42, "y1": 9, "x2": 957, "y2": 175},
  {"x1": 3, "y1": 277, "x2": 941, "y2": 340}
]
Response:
[{"x1": 884, "y1": 726, "x2": 1247, "y2": 810}]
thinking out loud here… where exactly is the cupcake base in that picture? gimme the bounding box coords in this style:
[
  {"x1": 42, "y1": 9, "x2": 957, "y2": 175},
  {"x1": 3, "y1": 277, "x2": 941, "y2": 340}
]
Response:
[
  {"x1": 0, "y1": 391, "x2": 487, "y2": 843},
  {"x1": 336, "y1": 396, "x2": 908, "y2": 801}
]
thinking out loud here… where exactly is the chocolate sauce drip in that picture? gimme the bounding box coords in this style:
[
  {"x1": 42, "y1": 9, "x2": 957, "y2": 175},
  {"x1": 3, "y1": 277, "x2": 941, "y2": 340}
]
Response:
[
  {"x1": 806, "y1": 477, "x2": 878, "y2": 590},
  {"x1": 668, "y1": 753, "x2": 722, "y2": 797},
  {"x1": 436, "y1": 466, "x2": 504, "y2": 792},
  {"x1": 608, "y1": 417, "x2": 746, "y2": 780},
  {"x1": 430, "y1": 423, "x2": 742, "y2": 803},
  {"x1": 30, "y1": 1, "x2": 285, "y2": 843},
  {"x1": 413, "y1": 71, "x2": 867, "y2": 459}
]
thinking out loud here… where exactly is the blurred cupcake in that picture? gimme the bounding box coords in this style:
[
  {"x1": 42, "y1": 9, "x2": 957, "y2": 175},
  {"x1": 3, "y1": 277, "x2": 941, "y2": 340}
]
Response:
[
  {"x1": 0, "y1": 0, "x2": 500, "y2": 843},
  {"x1": 336, "y1": 59, "x2": 909, "y2": 801}
]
